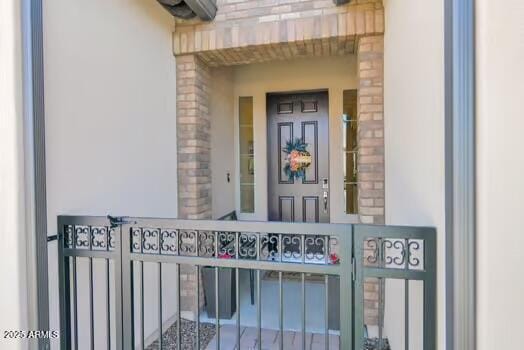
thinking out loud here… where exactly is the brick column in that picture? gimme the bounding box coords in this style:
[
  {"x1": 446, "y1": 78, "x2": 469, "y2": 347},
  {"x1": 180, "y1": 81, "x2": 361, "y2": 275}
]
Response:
[
  {"x1": 177, "y1": 54, "x2": 212, "y2": 220},
  {"x1": 357, "y1": 36, "x2": 385, "y2": 225},
  {"x1": 176, "y1": 54, "x2": 211, "y2": 319},
  {"x1": 357, "y1": 35, "x2": 385, "y2": 327}
]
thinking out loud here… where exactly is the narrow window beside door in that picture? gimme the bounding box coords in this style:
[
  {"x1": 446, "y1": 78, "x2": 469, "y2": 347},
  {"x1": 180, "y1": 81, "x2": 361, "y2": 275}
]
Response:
[
  {"x1": 343, "y1": 90, "x2": 359, "y2": 214},
  {"x1": 239, "y1": 97, "x2": 255, "y2": 213}
]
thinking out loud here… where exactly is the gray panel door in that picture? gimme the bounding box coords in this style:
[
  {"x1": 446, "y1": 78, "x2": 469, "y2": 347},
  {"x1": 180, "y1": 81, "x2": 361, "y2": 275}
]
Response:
[{"x1": 268, "y1": 91, "x2": 329, "y2": 223}]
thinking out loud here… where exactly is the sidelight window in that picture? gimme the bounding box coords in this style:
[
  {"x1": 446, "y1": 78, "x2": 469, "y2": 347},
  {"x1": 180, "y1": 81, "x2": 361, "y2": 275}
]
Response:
[
  {"x1": 343, "y1": 90, "x2": 358, "y2": 214},
  {"x1": 239, "y1": 97, "x2": 255, "y2": 213}
]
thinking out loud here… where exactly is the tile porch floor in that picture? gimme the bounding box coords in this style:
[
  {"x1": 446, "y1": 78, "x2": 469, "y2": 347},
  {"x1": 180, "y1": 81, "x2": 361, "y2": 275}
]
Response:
[
  {"x1": 205, "y1": 325, "x2": 340, "y2": 350},
  {"x1": 200, "y1": 269, "x2": 341, "y2": 350}
]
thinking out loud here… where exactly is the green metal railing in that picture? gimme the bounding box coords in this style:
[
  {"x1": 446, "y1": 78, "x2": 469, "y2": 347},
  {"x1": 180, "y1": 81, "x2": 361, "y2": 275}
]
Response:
[{"x1": 57, "y1": 215, "x2": 436, "y2": 350}]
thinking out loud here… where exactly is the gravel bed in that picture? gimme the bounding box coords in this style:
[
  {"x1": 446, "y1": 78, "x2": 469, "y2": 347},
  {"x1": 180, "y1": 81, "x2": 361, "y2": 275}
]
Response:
[{"x1": 146, "y1": 319, "x2": 216, "y2": 350}]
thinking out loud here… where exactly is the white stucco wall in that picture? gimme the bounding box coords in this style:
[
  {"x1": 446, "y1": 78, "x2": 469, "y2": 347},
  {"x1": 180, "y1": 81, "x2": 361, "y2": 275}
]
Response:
[
  {"x1": 476, "y1": 1, "x2": 524, "y2": 349},
  {"x1": 383, "y1": 0, "x2": 445, "y2": 349},
  {"x1": 0, "y1": 1, "x2": 30, "y2": 349},
  {"x1": 210, "y1": 67, "x2": 236, "y2": 219},
  {"x1": 43, "y1": 0, "x2": 178, "y2": 348}
]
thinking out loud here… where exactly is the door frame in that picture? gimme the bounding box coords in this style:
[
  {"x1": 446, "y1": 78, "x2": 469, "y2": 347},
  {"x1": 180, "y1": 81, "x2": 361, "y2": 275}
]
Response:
[{"x1": 266, "y1": 89, "x2": 331, "y2": 223}]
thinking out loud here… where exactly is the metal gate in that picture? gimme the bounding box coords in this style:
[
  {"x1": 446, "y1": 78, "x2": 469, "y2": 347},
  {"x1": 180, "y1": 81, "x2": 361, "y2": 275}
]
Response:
[{"x1": 57, "y1": 215, "x2": 436, "y2": 350}]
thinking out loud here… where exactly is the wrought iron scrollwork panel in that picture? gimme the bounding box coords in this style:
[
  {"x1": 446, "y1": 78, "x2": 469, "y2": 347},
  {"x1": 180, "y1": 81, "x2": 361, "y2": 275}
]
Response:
[
  {"x1": 141, "y1": 228, "x2": 160, "y2": 254},
  {"x1": 304, "y1": 236, "x2": 326, "y2": 262},
  {"x1": 64, "y1": 225, "x2": 74, "y2": 248},
  {"x1": 131, "y1": 227, "x2": 142, "y2": 253},
  {"x1": 64, "y1": 225, "x2": 114, "y2": 251},
  {"x1": 179, "y1": 230, "x2": 197, "y2": 256},
  {"x1": 124, "y1": 225, "x2": 342, "y2": 266},
  {"x1": 362, "y1": 237, "x2": 425, "y2": 270},
  {"x1": 260, "y1": 233, "x2": 279, "y2": 261},
  {"x1": 108, "y1": 227, "x2": 116, "y2": 251},
  {"x1": 74, "y1": 225, "x2": 90, "y2": 249},
  {"x1": 407, "y1": 239, "x2": 424, "y2": 270},
  {"x1": 217, "y1": 231, "x2": 236, "y2": 258},
  {"x1": 238, "y1": 233, "x2": 258, "y2": 259},
  {"x1": 198, "y1": 231, "x2": 215, "y2": 257},
  {"x1": 91, "y1": 226, "x2": 108, "y2": 250},
  {"x1": 160, "y1": 229, "x2": 178, "y2": 255}
]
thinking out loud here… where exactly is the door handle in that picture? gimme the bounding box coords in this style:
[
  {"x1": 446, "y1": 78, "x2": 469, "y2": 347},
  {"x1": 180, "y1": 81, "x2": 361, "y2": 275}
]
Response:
[{"x1": 323, "y1": 191, "x2": 328, "y2": 212}]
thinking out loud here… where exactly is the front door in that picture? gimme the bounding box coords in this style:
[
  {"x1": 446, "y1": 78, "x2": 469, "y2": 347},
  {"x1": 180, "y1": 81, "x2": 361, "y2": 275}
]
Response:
[{"x1": 267, "y1": 91, "x2": 329, "y2": 223}]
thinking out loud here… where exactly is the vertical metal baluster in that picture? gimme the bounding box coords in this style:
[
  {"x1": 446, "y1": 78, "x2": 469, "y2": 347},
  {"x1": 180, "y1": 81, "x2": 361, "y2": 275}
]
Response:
[
  {"x1": 378, "y1": 238, "x2": 384, "y2": 350},
  {"x1": 278, "y1": 233, "x2": 283, "y2": 262},
  {"x1": 324, "y1": 236, "x2": 329, "y2": 265},
  {"x1": 106, "y1": 226, "x2": 111, "y2": 350},
  {"x1": 176, "y1": 264, "x2": 181, "y2": 350},
  {"x1": 73, "y1": 257, "x2": 79, "y2": 350},
  {"x1": 215, "y1": 266, "x2": 220, "y2": 350},
  {"x1": 301, "y1": 272, "x2": 306, "y2": 350},
  {"x1": 378, "y1": 277, "x2": 384, "y2": 350},
  {"x1": 141, "y1": 261, "x2": 145, "y2": 350},
  {"x1": 257, "y1": 269, "x2": 262, "y2": 350},
  {"x1": 325, "y1": 274, "x2": 329, "y2": 350},
  {"x1": 214, "y1": 231, "x2": 220, "y2": 350},
  {"x1": 405, "y1": 279, "x2": 409, "y2": 350},
  {"x1": 196, "y1": 265, "x2": 200, "y2": 350},
  {"x1": 405, "y1": 238, "x2": 410, "y2": 350},
  {"x1": 88, "y1": 227, "x2": 95, "y2": 350},
  {"x1": 324, "y1": 236, "x2": 329, "y2": 350},
  {"x1": 235, "y1": 232, "x2": 240, "y2": 350},
  {"x1": 89, "y1": 257, "x2": 95, "y2": 350},
  {"x1": 301, "y1": 235, "x2": 305, "y2": 264},
  {"x1": 106, "y1": 259, "x2": 111, "y2": 350},
  {"x1": 158, "y1": 263, "x2": 163, "y2": 350},
  {"x1": 236, "y1": 267, "x2": 240, "y2": 350},
  {"x1": 279, "y1": 271, "x2": 283, "y2": 350}
]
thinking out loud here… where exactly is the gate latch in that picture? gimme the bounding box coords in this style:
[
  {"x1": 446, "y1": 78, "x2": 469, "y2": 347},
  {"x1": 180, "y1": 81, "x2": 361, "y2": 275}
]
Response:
[{"x1": 108, "y1": 215, "x2": 137, "y2": 228}]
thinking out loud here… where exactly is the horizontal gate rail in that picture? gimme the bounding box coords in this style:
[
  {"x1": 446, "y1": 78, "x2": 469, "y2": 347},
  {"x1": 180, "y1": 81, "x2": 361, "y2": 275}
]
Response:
[{"x1": 57, "y1": 215, "x2": 436, "y2": 350}]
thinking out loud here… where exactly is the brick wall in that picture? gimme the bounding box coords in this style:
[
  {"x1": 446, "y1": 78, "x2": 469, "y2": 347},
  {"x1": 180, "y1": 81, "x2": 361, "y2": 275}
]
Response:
[
  {"x1": 176, "y1": 54, "x2": 212, "y2": 317},
  {"x1": 357, "y1": 35, "x2": 384, "y2": 225},
  {"x1": 173, "y1": 0, "x2": 384, "y2": 64},
  {"x1": 357, "y1": 35, "x2": 384, "y2": 326}
]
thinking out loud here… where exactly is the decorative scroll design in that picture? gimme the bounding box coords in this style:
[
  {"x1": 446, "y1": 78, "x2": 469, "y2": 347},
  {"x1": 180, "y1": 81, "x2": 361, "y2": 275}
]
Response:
[
  {"x1": 131, "y1": 228, "x2": 142, "y2": 253},
  {"x1": 179, "y1": 230, "x2": 197, "y2": 256},
  {"x1": 74, "y1": 225, "x2": 90, "y2": 249},
  {"x1": 217, "y1": 231, "x2": 236, "y2": 258},
  {"x1": 304, "y1": 236, "x2": 325, "y2": 261},
  {"x1": 160, "y1": 229, "x2": 178, "y2": 255},
  {"x1": 383, "y1": 240, "x2": 406, "y2": 266},
  {"x1": 363, "y1": 237, "x2": 424, "y2": 269},
  {"x1": 64, "y1": 225, "x2": 73, "y2": 248},
  {"x1": 365, "y1": 239, "x2": 379, "y2": 265},
  {"x1": 91, "y1": 226, "x2": 108, "y2": 250},
  {"x1": 407, "y1": 240, "x2": 422, "y2": 268},
  {"x1": 64, "y1": 225, "x2": 114, "y2": 251},
  {"x1": 108, "y1": 228, "x2": 116, "y2": 251},
  {"x1": 198, "y1": 231, "x2": 215, "y2": 257},
  {"x1": 142, "y1": 228, "x2": 160, "y2": 254},
  {"x1": 125, "y1": 226, "x2": 342, "y2": 265},
  {"x1": 260, "y1": 234, "x2": 279, "y2": 260},
  {"x1": 282, "y1": 235, "x2": 302, "y2": 260},
  {"x1": 238, "y1": 233, "x2": 257, "y2": 259}
]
